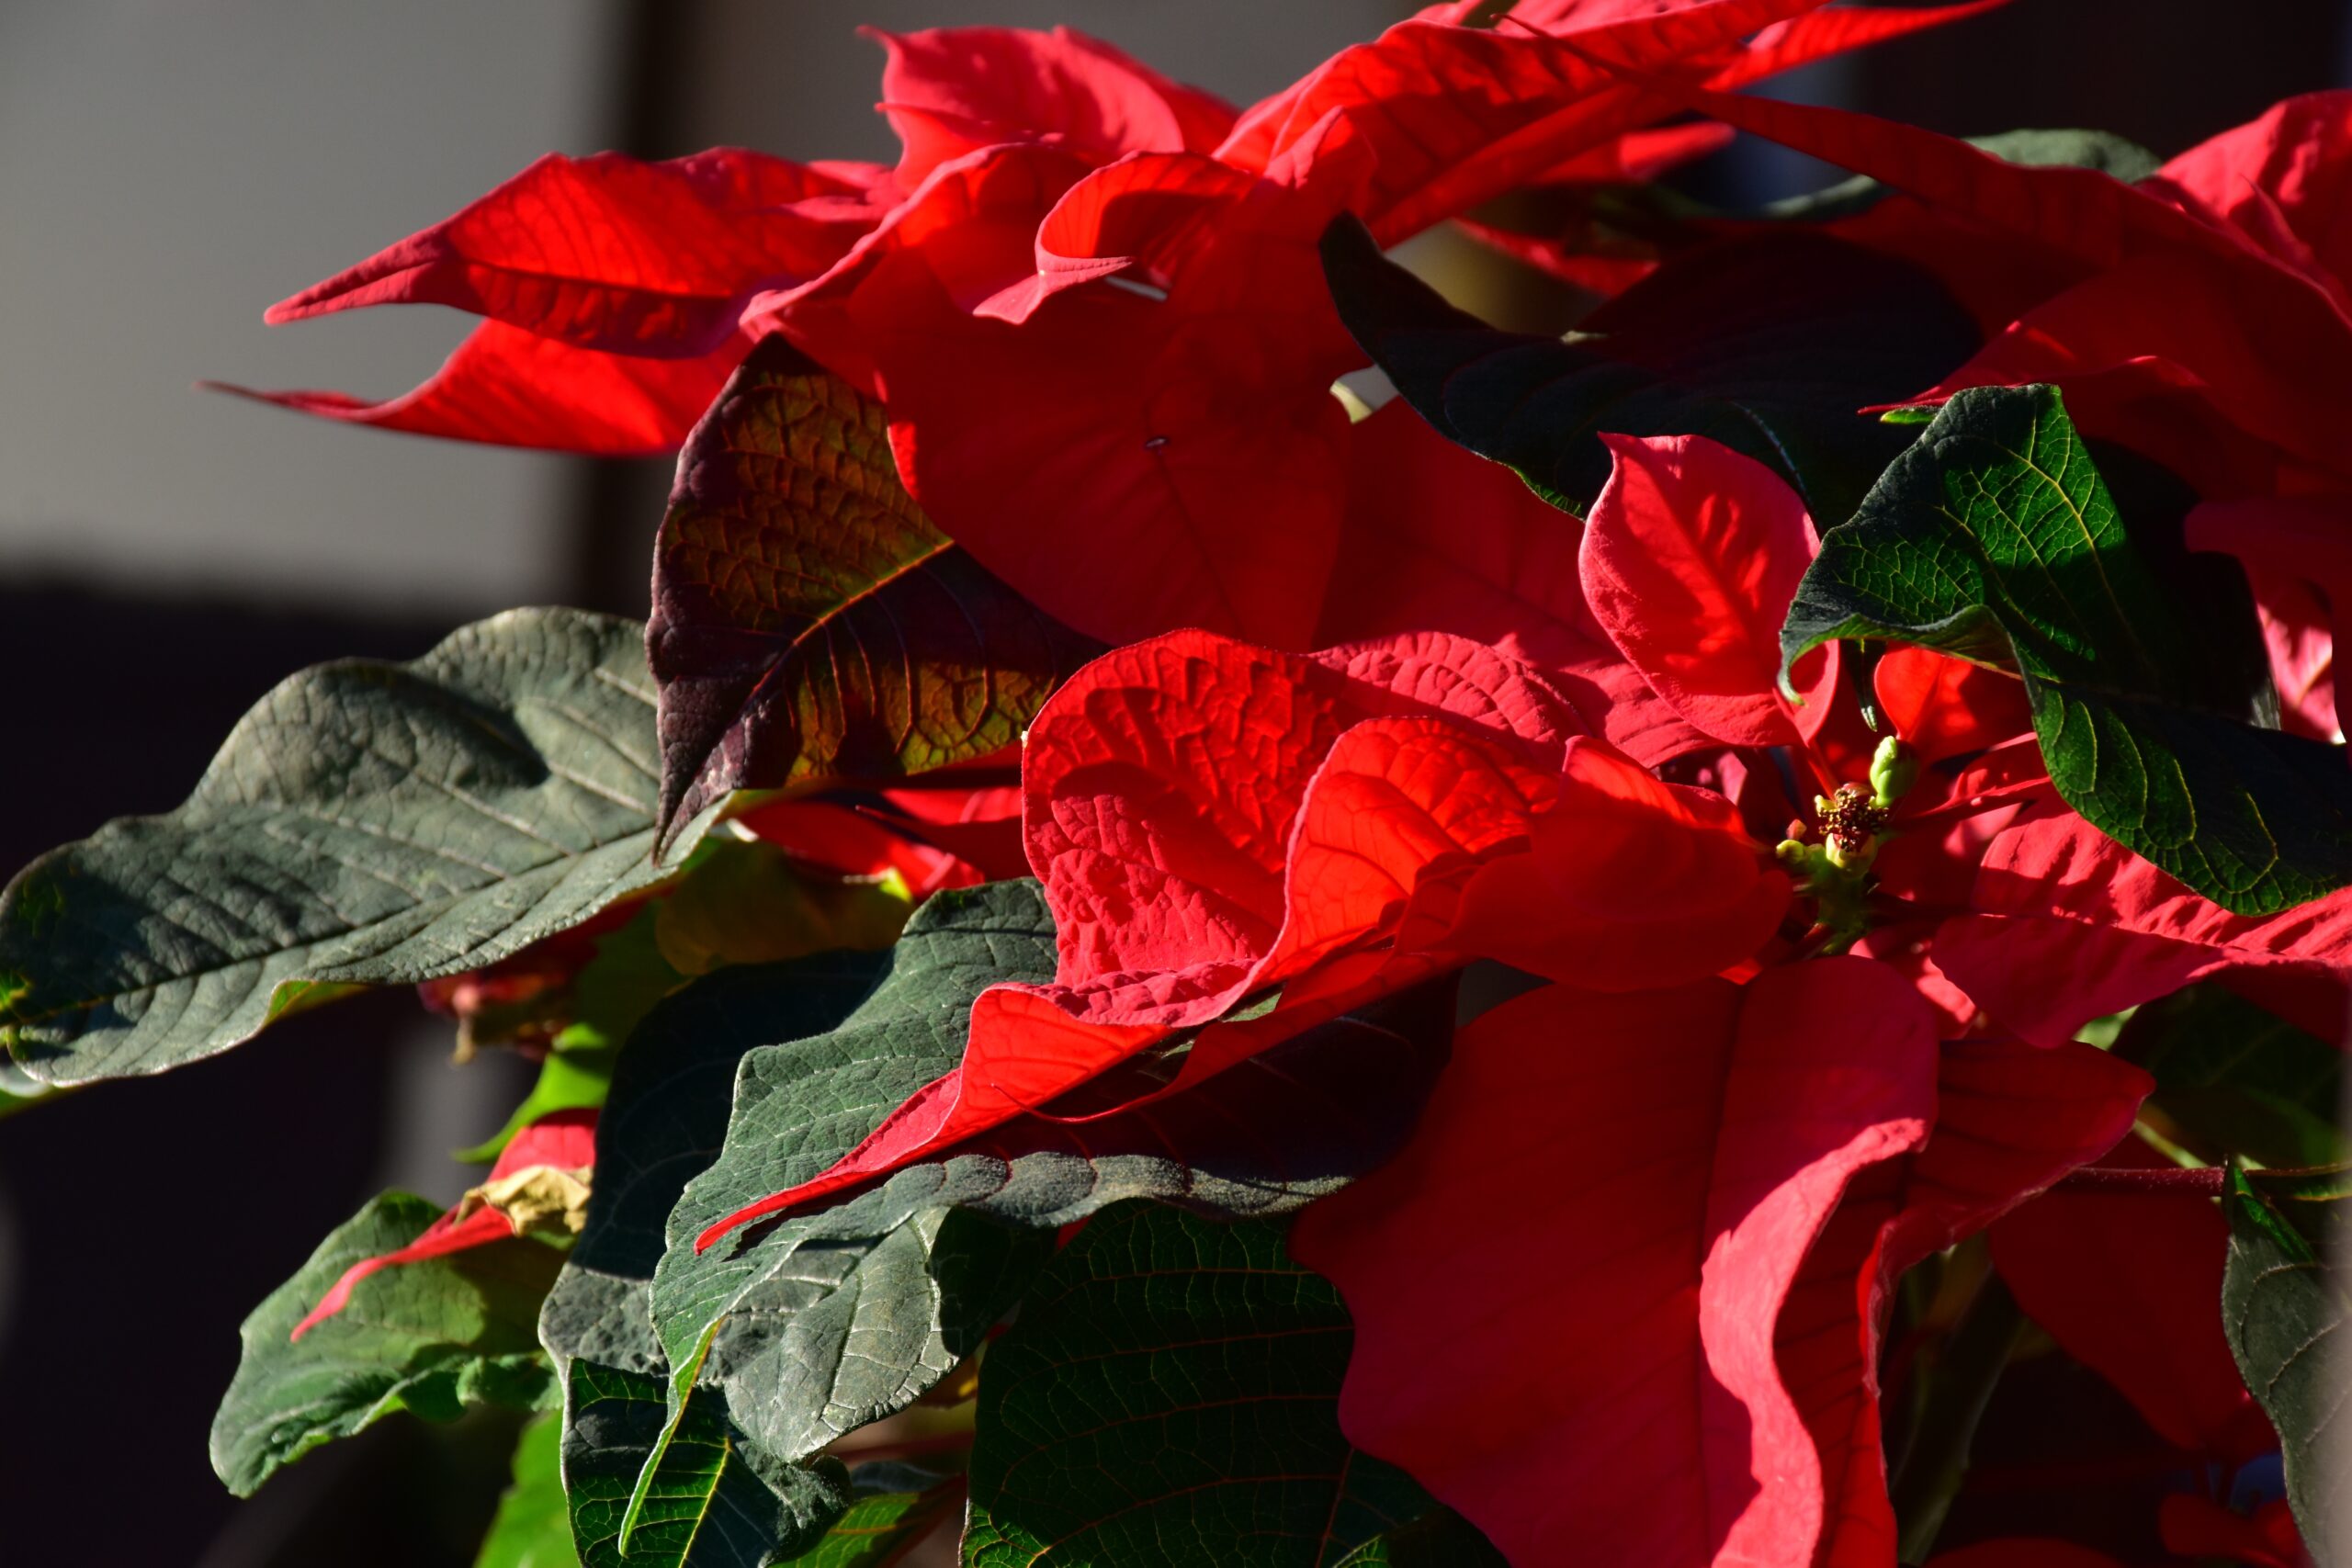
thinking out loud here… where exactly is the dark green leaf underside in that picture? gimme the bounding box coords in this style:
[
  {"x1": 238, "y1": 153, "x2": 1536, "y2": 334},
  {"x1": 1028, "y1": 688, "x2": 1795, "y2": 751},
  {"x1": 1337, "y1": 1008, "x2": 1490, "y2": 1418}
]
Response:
[
  {"x1": 1, "y1": 607, "x2": 716, "y2": 1086},
  {"x1": 2222, "y1": 1170, "x2": 2348, "y2": 1562},
  {"x1": 650, "y1": 881, "x2": 1066, "y2": 1463}
]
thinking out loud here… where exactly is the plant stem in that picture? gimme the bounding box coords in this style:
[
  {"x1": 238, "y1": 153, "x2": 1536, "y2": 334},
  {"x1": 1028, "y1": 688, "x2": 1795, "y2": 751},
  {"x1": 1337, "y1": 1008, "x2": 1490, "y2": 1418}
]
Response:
[{"x1": 1890, "y1": 1272, "x2": 2028, "y2": 1564}]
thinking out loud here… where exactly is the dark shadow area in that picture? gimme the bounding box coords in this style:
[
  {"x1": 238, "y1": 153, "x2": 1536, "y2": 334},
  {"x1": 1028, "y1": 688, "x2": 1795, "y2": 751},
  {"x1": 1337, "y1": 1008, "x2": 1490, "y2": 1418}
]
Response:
[{"x1": 0, "y1": 582, "x2": 518, "y2": 1566}]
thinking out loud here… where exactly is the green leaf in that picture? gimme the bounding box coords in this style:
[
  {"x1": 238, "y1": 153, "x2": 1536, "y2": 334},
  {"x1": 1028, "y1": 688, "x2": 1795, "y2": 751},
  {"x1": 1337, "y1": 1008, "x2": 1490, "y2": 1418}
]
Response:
[
  {"x1": 477, "y1": 1411, "x2": 582, "y2": 1568},
  {"x1": 1330, "y1": 1516, "x2": 1510, "y2": 1567},
  {"x1": 562, "y1": 1359, "x2": 848, "y2": 1568},
  {"x1": 654, "y1": 886, "x2": 1459, "y2": 1476},
  {"x1": 647, "y1": 336, "x2": 1097, "y2": 845},
  {"x1": 2222, "y1": 1168, "x2": 2348, "y2": 1561},
  {"x1": 961, "y1": 1203, "x2": 1490, "y2": 1566},
  {"x1": 460, "y1": 1042, "x2": 622, "y2": 1166},
  {"x1": 1782, "y1": 384, "x2": 2352, "y2": 914},
  {"x1": 2117, "y1": 983, "x2": 2346, "y2": 1168},
  {"x1": 775, "y1": 1467, "x2": 962, "y2": 1567},
  {"x1": 537, "y1": 938, "x2": 890, "y2": 1380},
  {"x1": 0, "y1": 1060, "x2": 52, "y2": 1120},
  {"x1": 1321, "y1": 218, "x2": 1975, "y2": 524},
  {"x1": 0, "y1": 608, "x2": 718, "y2": 1086},
  {"x1": 649, "y1": 882, "x2": 1065, "y2": 1463},
  {"x1": 465, "y1": 837, "x2": 909, "y2": 1165},
  {"x1": 210, "y1": 1191, "x2": 563, "y2": 1496}
]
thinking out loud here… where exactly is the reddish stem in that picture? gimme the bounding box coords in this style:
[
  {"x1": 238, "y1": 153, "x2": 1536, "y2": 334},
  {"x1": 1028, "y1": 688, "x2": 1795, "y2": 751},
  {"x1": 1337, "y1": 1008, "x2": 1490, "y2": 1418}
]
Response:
[{"x1": 2052, "y1": 1164, "x2": 2226, "y2": 1196}]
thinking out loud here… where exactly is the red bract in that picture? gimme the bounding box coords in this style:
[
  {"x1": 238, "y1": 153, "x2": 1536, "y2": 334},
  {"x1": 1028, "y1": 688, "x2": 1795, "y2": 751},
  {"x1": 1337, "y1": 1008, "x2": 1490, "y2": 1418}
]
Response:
[
  {"x1": 1320, "y1": 400, "x2": 1713, "y2": 765},
  {"x1": 289, "y1": 1111, "x2": 597, "y2": 1340},
  {"x1": 695, "y1": 626, "x2": 1787, "y2": 1245},
  {"x1": 1581, "y1": 433, "x2": 1838, "y2": 750},
  {"x1": 1781, "y1": 1038, "x2": 2149, "y2": 1568},
  {"x1": 868, "y1": 25, "x2": 1236, "y2": 189},
  {"x1": 1990, "y1": 1147, "x2": 2277, "y2": 1466},
  {"x1": 231, "y1": 4, "x2": 1992, "y2": 651},
  {"x1": 1872, "y1": 646, "x2": 2034, "y2": 765},
  {"x1": 1649, "y1": 84, "x2": 2352, "y2": 496},
  {"x1": 2186, "y1": 498, "x2": 2352, "y2": 740},
  {"x1": 1934, "y1": 812, "x2": 2352, "y2": 1046},
  {"x1": 1289, "y1": 960, "x2": 1939, "y2": 1568},
  {"x1": 209, "y1": 322, "x2": 750, "y2": 454},
  {"x1": 2159, "y1": 1495, "x2": 2309, "y2": 1568}
]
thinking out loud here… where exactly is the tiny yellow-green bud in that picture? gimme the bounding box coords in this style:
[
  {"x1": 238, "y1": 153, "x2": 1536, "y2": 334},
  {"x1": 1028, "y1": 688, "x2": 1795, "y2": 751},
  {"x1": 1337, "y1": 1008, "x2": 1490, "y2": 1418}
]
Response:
[{"x1": 1869, "y1": 735, "x2": 1919, "y2": 807}]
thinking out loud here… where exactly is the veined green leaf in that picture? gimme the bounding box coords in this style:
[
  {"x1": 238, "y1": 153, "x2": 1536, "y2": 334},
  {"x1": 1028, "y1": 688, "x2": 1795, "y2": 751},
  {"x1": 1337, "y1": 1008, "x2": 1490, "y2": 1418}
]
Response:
[
  {"x1": 477, "y1": 1411, "x2": 582, "y2": 1568},
  {"x1": 961, "y1": 1203, "x2": 1499, "y2": 1566},
  {"x1": 561, "y1": 1360, "x2": 846, "y2": 1568},
  {"x1": 463, "y1": 834, "x2": 909, "y2": 1165},
  {"x1": 651, "y1": 886, "x2": 1458, "y2": 1477},
  {"x1": 210, "y1": 1191, "x2": 562, "y2": 1496},
  {"x1": 646, "y1": 882, "x2": 1064, "y2": 1465},
  {"x1": 0, "y1": 608, "x2": 718, "y2": 1086},
  {"x1": 2117, "y1": 983, "x2": 2346, "y2": 1168},
  {"x1": 647, "y1": 337, "x2": 1095, "y2": 846},
  {"x1": 1782, "y1": 385, "x2": 2352, "y2": 914},
  {"x1": 2222, "y1": 1168, "x2": 2348, "y2": 1561},
  {"x1": 535, "y1": 936, "x2": 889, "y2": 1381},
  {"x1": 775, "y1": 1467, "x2": 962, "y2": 1567}
]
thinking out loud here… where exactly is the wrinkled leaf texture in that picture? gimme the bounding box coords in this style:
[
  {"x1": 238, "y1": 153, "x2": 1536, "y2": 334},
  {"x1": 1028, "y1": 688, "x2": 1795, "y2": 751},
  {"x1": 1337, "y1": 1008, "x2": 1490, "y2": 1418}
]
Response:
[
  {"x1": 2222, "y1": 1169, "x2": 2348, "y2": 1564},
  {"x1": 210, "y1": 1192, "x2": 560, "y2": 1497},
  {"x1": 561, "y1": 1359, "x2": 846, "y2": 1568},
  {"x1": 0, "y1": 608, "x2": 715, "y2": 1085},
  {"x1": 1783, "y1": 385, "x2": 2352, "y2": 916},
  {"x1": 961, "y1": 1201, "x2": 1495, "y2": 1566},
  {"x1": 652, "y1": 880, "x2": 1460, "y2": 1473},
  {"x1": 647, "y1": 338, "x2": 1095, "y2": 844}
]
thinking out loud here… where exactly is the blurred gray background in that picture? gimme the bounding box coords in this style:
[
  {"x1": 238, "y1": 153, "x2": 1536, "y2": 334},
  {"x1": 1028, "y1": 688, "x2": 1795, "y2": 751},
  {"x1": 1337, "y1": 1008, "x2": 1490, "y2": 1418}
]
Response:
[{"x1": 3, "y1": 3, "x2": 2348, "y2": 1564}]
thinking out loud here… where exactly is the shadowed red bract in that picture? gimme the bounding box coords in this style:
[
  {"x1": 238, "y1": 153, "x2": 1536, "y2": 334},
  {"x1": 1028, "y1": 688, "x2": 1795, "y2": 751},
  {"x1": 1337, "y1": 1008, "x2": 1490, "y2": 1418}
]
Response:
[{"x1": 1289, "y1": 959, "x2": 1938, "y2": 1568}]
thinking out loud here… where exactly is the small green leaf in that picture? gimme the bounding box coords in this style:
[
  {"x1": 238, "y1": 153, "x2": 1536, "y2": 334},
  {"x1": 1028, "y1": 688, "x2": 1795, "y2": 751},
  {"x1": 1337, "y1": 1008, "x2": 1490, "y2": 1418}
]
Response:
[
  {"x1": 1320, "y1": 218, "x2": 1975, "y2": 524},
  {"x1": 210, "y1": 1191, "x2": 562, "y2": 1496},
  {"x1": 961, "y1": 1203, "x2": 1491, "y2": 1566},
  {"x1": 2222, "y1": 1168, "x2": 2348, "y2": 1561},
  {"x1": 648, "y1": 337, "x2": 1096, "y2": 844},
  {"x1": 2117, "y1": 984, "x2": 2346, "y2": 1168},
  {"x1": 1783, "y1": 385, "x2": 2352, "y2": 914},
  {"x1": 460, "y1": 1043, "x2": 622, "y2": 1166},
  {"x1": 0, "y1": 608, "x2": 718, "y2": 1086},
  {"x1": 561, "y1": 1359, "x2": 847, "y2": 1568},
  {"x1": 775, "y1": 1467, "x2": 962, "y2": 1567},
  {"x1": 477, "y1": 1411, "x2": 582, "y2": 1568}
]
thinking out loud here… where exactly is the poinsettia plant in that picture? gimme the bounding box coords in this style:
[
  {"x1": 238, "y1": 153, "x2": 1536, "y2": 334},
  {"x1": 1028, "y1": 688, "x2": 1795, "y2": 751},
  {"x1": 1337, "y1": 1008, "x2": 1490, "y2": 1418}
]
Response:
[{"x1": 7, "y1": 3, "x2": 2349, "y2": 1564}]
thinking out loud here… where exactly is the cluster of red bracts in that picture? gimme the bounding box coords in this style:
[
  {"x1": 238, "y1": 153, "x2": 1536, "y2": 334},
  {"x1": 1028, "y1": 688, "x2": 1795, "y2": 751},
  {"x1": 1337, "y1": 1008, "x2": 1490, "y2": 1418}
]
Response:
[{"x1": 247, "y1": 5, "x2": 2352, "y2": 1564}]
